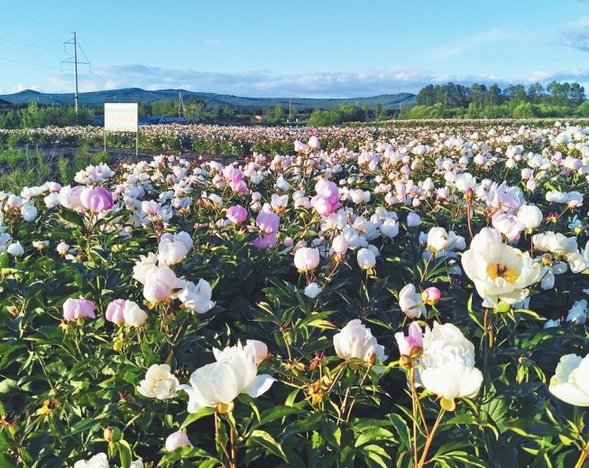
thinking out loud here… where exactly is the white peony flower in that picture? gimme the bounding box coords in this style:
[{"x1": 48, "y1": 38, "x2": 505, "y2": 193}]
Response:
[
  {"x1": 357, "y1": 248, "x2": 376, "y2": 270},
  {"x1": 176, "y1": 279, "x2": 215, "y2": 314},
  {"x1": 462, "y1": 228, "x2": 543, "y2": 307},
  {"x1": 566, "y1": 299, "x2": 588, "y2": 325},
  {"x1": 399, "y1": 284, "x2": 427, "y2": 318},
  {"x1": 304, "y1": 282, "x2": 322, "y2": 299},
  {"x1": 418, "y1": 322, "x2": 483, "y2": 406},
  {"x1": 73, "y1": 452, "x2": 110, "y2": 468},
  {"x1": 137, "y1": 364, "x2": 179, "y2": 400},
  {"x1": 549, "y1": 353, "x2": 589, "y2": 406},
  {"x1": 179, "y1": 342, "x2": 275, "y2": 413},
  {"x1": 333, "y1": 319, "x2": 387, "y2": 363}
]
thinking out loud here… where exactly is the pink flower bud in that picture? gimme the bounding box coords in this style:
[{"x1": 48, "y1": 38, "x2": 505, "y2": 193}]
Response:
[{"x1": 421, "y1": 287, "x2": 441, "y2": 305}]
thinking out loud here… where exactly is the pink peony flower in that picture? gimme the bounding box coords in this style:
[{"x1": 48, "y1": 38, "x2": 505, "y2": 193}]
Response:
[
  {"x1": 226, "y1": 205, "x2": 248, "y2": 224},
  {"x1": 63, "y1": 296, "x2": 96, "y2": 321},
  {"x1": 80, "y1": 186, "x2": 114, "y2": 213}
]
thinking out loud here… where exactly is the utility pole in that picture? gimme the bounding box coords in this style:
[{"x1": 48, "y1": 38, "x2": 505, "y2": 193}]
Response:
[{"x1": 62, "y1": 32, "x2": 89, "y2": 115}]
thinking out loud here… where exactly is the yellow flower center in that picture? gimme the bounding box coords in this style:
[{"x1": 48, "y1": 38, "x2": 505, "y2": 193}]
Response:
[{"x1": 486, "y1": 263, "x2": 520, "y2": 284}]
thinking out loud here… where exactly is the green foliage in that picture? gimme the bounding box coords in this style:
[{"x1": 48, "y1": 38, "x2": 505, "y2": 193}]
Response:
[{"x1": 0, "y1": 122, "x2": 589, "y2": 467}]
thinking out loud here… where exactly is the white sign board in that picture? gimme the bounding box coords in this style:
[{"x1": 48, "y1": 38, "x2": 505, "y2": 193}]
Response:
[{"x1": 104, "y1": 103, "x2": 138, "y2": 132}]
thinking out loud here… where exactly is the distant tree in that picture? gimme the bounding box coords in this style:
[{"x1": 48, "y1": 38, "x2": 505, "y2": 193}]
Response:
[
  {"x1": 484, "y1": 84, "x2": 503, "y2": 106},
  {"x1": 512, "y1": 102, "x2": 538, "y2": 118},
  {"x1": 184, "y1": 100, "x2": 205, "y2": 122},
  {"x1": 441, "y1": 82, "x2": 469, "y2": 108},
  {"x1": 469, "y1": 83, "x2": 487, "y2": 109},
  {"x1": 527, "y1": 82, "x2": 545, "y2": 103},
  {"x1": 569, "y1": 82, "x2": 586, "y2": 107},
  {"x1": 504, "y1": 84, "x2": 526, "y2": 104},
  {"x1": 576, "y1": 99, "x2": 589, "y2": 117},
  {"x1": 547, "y1": 81, "x2": 567, "y2": 106},
  {"x1": 307, "y1": 108, "x2": 336, "y2": 126},
  {"x1": 416, "y1": 84, "x2": 437, "y2": 106},
  {"x1": 151, "y1": 100, "x2": 176, "y2": 117}
]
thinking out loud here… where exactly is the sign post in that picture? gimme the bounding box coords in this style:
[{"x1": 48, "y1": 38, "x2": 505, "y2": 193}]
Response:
[{"x1": 104, "y1": 103, "x2": 139, "y2": 156}]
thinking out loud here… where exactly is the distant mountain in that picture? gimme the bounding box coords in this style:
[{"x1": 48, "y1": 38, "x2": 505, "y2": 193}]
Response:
[{"x1": 0, "y1": 88, "x2": 416, "y2": 110}]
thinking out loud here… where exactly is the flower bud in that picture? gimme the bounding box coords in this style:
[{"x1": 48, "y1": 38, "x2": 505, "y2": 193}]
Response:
[
  {"x1": 104, "y1": 426, "x2": 123, "y2": 442},
  {"x1": 421, "y1": 287, "x2": 441, "y2": 305}
]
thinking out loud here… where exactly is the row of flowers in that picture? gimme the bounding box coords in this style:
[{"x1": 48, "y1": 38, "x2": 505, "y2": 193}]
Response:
[{"x1": 1, "y1": 122, "x2": 589, "y2": 467}]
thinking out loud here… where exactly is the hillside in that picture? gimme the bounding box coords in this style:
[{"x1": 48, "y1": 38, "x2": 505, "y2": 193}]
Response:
[{"x1": 0, "y1": 88, "x2": 416, "y2": 110}]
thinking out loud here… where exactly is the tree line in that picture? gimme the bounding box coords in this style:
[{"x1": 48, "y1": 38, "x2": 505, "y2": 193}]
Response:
[
  {"x1": 402, "y1": 81, "x2": 589, "y2": 119},
  {"x1": 2, "y1": 80, "x2": 589, "y2": 129}
]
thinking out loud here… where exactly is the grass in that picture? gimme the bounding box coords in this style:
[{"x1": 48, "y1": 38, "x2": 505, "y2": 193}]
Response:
[{"x1": 0, "y1": 145, "x2": 112, "y2": 192}]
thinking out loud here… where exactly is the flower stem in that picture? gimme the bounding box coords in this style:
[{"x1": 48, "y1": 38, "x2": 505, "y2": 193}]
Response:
[
  {"x1": 574, "y1": 439, "x2": 589, "y2": 468},
  {"x1": 345, "y1": 364, "x2": 372, "y2": 423},
  {"x1": 417, "y1": 408, "x2": 445, "y2": 468}
]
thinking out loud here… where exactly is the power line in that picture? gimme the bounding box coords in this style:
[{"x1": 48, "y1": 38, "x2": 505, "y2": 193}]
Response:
[
  {"x1": 0, "y1": 37, "x2": 65, "y2": 53},
  {"x1": 0, "y1": 6, "x2": 70, "y2": 33},
  {"x1": 0, "y1": 57, "x2": 61, "y2": 71}
]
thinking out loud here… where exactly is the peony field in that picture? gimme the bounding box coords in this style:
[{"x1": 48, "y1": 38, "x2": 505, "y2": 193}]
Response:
[{"x1": 1, "y1": 120, "x2": 589, "y2": 467}]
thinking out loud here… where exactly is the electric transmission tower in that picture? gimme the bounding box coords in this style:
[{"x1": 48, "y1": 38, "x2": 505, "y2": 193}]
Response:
[{"x1": 62, "y1": 32, "x2": 90, "y2": 114}]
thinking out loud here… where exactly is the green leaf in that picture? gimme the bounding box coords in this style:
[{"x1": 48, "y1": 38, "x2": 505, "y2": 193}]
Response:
[
  {"x1": 354, "y1": 427, "x2": 395, "y2": 448},
  {"x1": 504, "y1": 418, "x2": 560, "y2": 438},
  {"x1": 388, "y1": 413, "x2": 410, "y2": 450},
  {"x1": 117, "y1": 440, "x2": 133, "y2": 468},
  {"x1": 249, "y1": 429, "x2": 289, "y2": 462},
  {"x1": 495, "y1": 301, "x2": 511, "y2": 313},
  {"x1": 258, "y1": 405, "x2": 302, "y2": 427},
  {"x1": 181, "y1": 406, "x2": 216, "y2": 429},
  {"x1": 0, "y1": 378, "x2": 18, "y2": 395}
]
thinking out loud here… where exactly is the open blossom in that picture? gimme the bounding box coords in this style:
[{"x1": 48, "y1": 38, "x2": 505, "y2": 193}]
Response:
[
  {"x1": 63, "y1": 296, "x2": 96, "y2": 321},
  {"x1": 73, "y1": 452, "x2": 110, "y2": 468},
  {"x1": 255, "y1": 211, "x2": 280, "y2": 234},
  {"x1": 549, "y1": 353, "x2": 589, "y2": 406},
  {"x1": 333, "y1": 319, "x2": 387, "y2": 363},
  {"x1": 399, "y1": 284, "x2": 427, "y2": 318},
  {"x1": 418, "y1": 322, "x2": 483, "y2": 405},
  {"x1": 176, "y1": 278, "x2": 215, "y2": 314},
  {"x1": 425, "y1": 227, "x2": 461, "y2": 253},
  {"x1": 80, "y1": 186, "x2": 114, "y2": 213},
  {"x1": 141, "y1": 200, "x2": 160, "y2": 214},
  {"x1": 311, "y1": 178, "x2": 340, "y2": 216},
  {"x1": 179, "y1": 341, "x2": 275, "y2": 413},
  {"x1": 252, "y1": 233, "x2": 278, "y2": 249},
  {"x1": 56, "y1": 241, "x2": 70, "y2": 255},
  {"x1": 462, "y1": 227, "x2": 543, "y2": 307},
  {"x1": 142, "y1": 266, "x2": 180, "y2": 303},
  {"x1": 226, "y1": 205, "x2": 248, "y2": 223},
  {"x1": 21, "y1": 203, "x2": 37, "y2": 222},
  {"x1": 304, "y1": 282, "x2": 322, "y2": 298},
  {"x1": 566, "y1": 299, "x2": 588, "y2": 325},
  {"x1": 294, "y1": 247, "x2": 320, "y2": 272},
  {"x1": 137, "y1": 364, "x2": 179, "y2": 400}
]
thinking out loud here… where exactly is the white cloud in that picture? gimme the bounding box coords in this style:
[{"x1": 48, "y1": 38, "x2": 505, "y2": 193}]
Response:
[
  {"x1": 11, "y1": 63, "x2": 589, "y2": 98},
  {"x1": 557, "y1": 16, "x2": 589, "y2": 52}
]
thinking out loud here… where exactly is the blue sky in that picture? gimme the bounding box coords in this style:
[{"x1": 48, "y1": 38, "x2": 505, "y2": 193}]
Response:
[{"x1": 1, "y1": 0, "x2": 588, "y2": 98}]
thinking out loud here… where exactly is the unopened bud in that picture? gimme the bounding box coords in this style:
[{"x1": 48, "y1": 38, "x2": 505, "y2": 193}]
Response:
[{"x1": 104, "y1": 426, "x2": 123, "y2": 442}]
